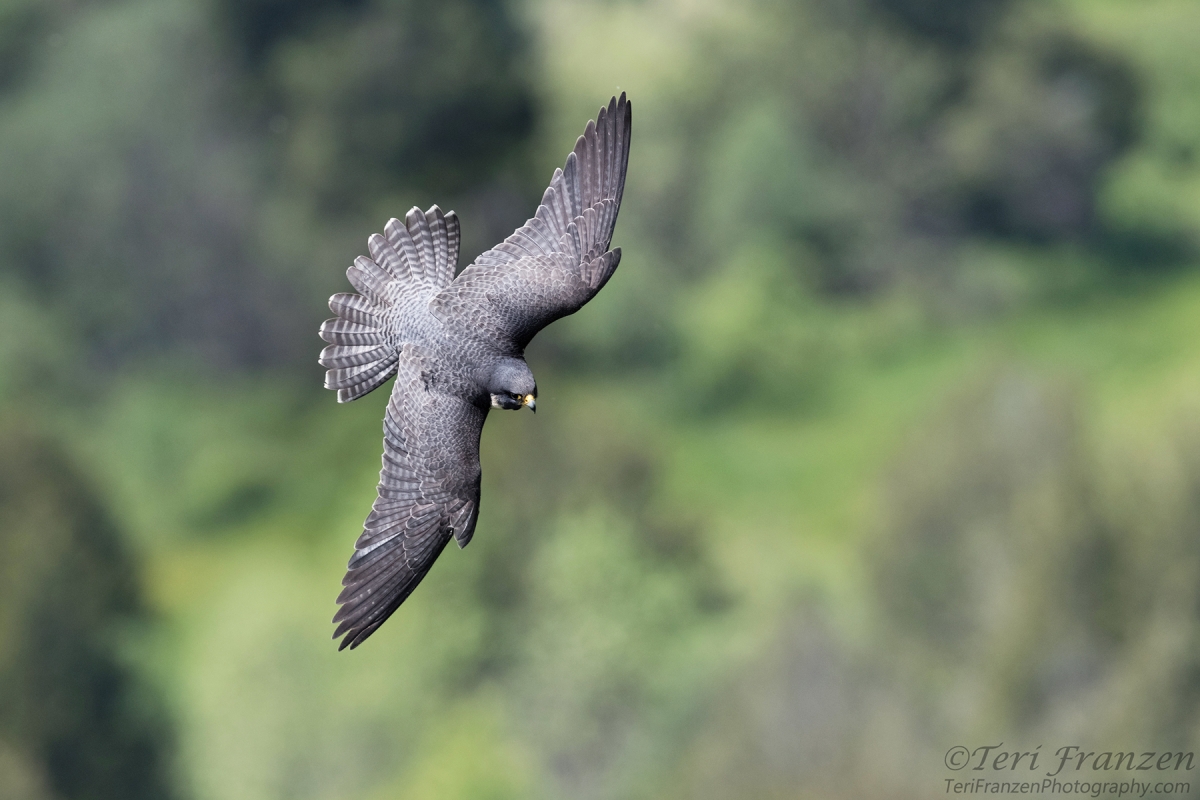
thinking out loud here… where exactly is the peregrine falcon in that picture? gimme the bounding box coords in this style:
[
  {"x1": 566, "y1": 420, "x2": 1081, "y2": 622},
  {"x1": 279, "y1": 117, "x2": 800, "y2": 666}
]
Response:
[{"x1": 319, "y1": 95, "x2": 631, "y2": 649}]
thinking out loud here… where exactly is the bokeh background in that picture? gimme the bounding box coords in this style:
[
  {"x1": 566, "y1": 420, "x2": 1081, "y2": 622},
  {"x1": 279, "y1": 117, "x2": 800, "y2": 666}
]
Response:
[{"x1": 1, "y1": 0, "x2": 1199, "y2": 797}]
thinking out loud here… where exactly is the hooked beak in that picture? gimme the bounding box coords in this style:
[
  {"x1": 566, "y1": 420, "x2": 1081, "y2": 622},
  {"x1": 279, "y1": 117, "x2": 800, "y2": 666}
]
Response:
[{"x1": 523, "y1": 394, "x2": 536, "y2": 413}]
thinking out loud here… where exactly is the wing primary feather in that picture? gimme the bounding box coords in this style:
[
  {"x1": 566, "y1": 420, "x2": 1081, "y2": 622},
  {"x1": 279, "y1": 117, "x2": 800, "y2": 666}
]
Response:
[
  {"x1": 346, "y1": 522, "x2": 444, "y2": 586},
  {"x1": 538, "y1": 188, "x2": 565, "y2": 240},
  {"x1": 604, "y1": 96, "x2": 617, "y2": 197},
  {"x1": 342, "y1": 513, "x2": 440, "y2": 591},
  {"x1": 335, "y1": 531, "x2": 449, "y2": 641},
  {"x1": 344, "y1": 623, "x2": 382, "y2": 651},
  {"x1": 575, "y1": 136, "x2": 588, "y2": 211},
  {"x1": 562, "y1": 151, "x2": 580, "y2": 220},
  {"x1": 617, "y1": 93, "x2": 631, "y2": 208},
  {"x1": 543, "y1": 171, "x2": 570, "y2": 235},
  {"x1": 597, "y1": 101, "x2": 611, "y2": 203},
  {"x1": 580, "y1": 121, "x2": 595, "y2": 205},
  {"x1": 587, "y1": 118, "x2": 600, "y2": 204},
  {"x1": 335, "y1": 548, "x2": 424, "y2": 626}
]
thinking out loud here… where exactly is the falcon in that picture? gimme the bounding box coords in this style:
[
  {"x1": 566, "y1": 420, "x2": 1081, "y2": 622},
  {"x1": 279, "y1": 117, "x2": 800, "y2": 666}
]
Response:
[{"x1": 319, "y1": 94, "x2": 631, "y2": 649}]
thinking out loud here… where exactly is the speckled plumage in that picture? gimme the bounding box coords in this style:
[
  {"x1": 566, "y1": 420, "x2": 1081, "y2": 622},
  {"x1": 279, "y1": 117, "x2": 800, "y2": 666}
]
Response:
[{"x1": 320, "y1": 94, "x2": 631, "y2": 649}]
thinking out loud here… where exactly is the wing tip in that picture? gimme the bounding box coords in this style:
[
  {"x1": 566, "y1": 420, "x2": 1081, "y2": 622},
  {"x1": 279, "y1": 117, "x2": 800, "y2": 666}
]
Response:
[
  {"x1": 332, "y1": 609, "x2": 362, "y2": 650},
  {"x1": 334, "y1": 627, "x2": 361, "y2": 651}
]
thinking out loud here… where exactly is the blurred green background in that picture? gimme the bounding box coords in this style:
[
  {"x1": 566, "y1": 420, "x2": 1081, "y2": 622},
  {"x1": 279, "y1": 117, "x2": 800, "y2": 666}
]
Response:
[{"x1": 2, "y1": 0, "x2": 1200, "y2": 797}]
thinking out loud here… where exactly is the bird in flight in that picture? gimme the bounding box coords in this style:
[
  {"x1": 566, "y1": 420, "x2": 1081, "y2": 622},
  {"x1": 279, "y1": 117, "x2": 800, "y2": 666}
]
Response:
[{"x1": 319, "y1": 95, "x2": 631, "y2": 649}]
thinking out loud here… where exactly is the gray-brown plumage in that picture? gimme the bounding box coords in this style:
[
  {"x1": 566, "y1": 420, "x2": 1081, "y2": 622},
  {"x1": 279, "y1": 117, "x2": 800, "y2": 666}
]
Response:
[{"x1": 320, "y1": 94, "x2": 631, "y2": 649}]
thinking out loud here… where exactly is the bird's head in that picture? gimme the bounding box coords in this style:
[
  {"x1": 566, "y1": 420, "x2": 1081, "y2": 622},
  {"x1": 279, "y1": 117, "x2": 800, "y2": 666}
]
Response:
[{"x1": 487, "y1": 358, "x2": 537, "y2": 412}]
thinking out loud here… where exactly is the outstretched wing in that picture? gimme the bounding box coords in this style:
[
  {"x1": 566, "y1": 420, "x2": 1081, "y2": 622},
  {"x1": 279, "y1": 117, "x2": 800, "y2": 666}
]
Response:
[
  {"x1": 333, "y1": 345, "x2": 484, "y2": 650},
  {"x1": 319, "y1": 206, "x2": 461, "y2": 402},
  {"x1": 430, "y1": 93, "x2": 631, "y2": 349}
]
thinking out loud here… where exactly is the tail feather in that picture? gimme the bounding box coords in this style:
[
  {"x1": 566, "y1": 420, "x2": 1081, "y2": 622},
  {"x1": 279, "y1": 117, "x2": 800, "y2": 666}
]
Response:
[
  {"x1": 319, "y1": 344, "x2": 391, "y2": 369},
  {"x1": 336, "y1": 354, "x2": 399, "y2": 403},
  {"x1": 346, "y1": 257, "x2": 391, "y2": 303},
  {"x1": 321, "y1": 204, "x2": 460, "y2": 402},
  {"x1": 367, "y1": 234, "x2": 407, "y2": 282},
  {"x1": 428, "y1": 208, "x2": 448, "y2": 281},
  {"x1": 444, "y1": 212, "x2": 461, "y2": 283},
  {"x1": 328, "y1": 293, "x2": 380, "y2": 326},
  {"x1": 405, "y1": 208, "x2": 433, "y2": 284}
]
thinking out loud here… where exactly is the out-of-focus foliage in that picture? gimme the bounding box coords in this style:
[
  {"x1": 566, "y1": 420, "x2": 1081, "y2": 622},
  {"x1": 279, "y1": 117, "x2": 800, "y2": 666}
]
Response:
[
  {"x1": 873, "y1": 371, "x2": 1200, "y2": 749},
  {"x1": 672, "y1": 369, "x2": 1200, "y2": 797},
  {"x1": 0, "y1": 0, "x2": 536, "y2": 369},
  {"x1": 218, "y1": 0, "x2": 535, "y2": 205},
  {"x1": 871, "y1": 0, "x2": 1016, "y2": 49},
  {"x1": 2, "y1": 0, "x2": 1200, "y2": 799},
  {"x1": 0, "y1": 427, "x2": 175, "y2": 800}
]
